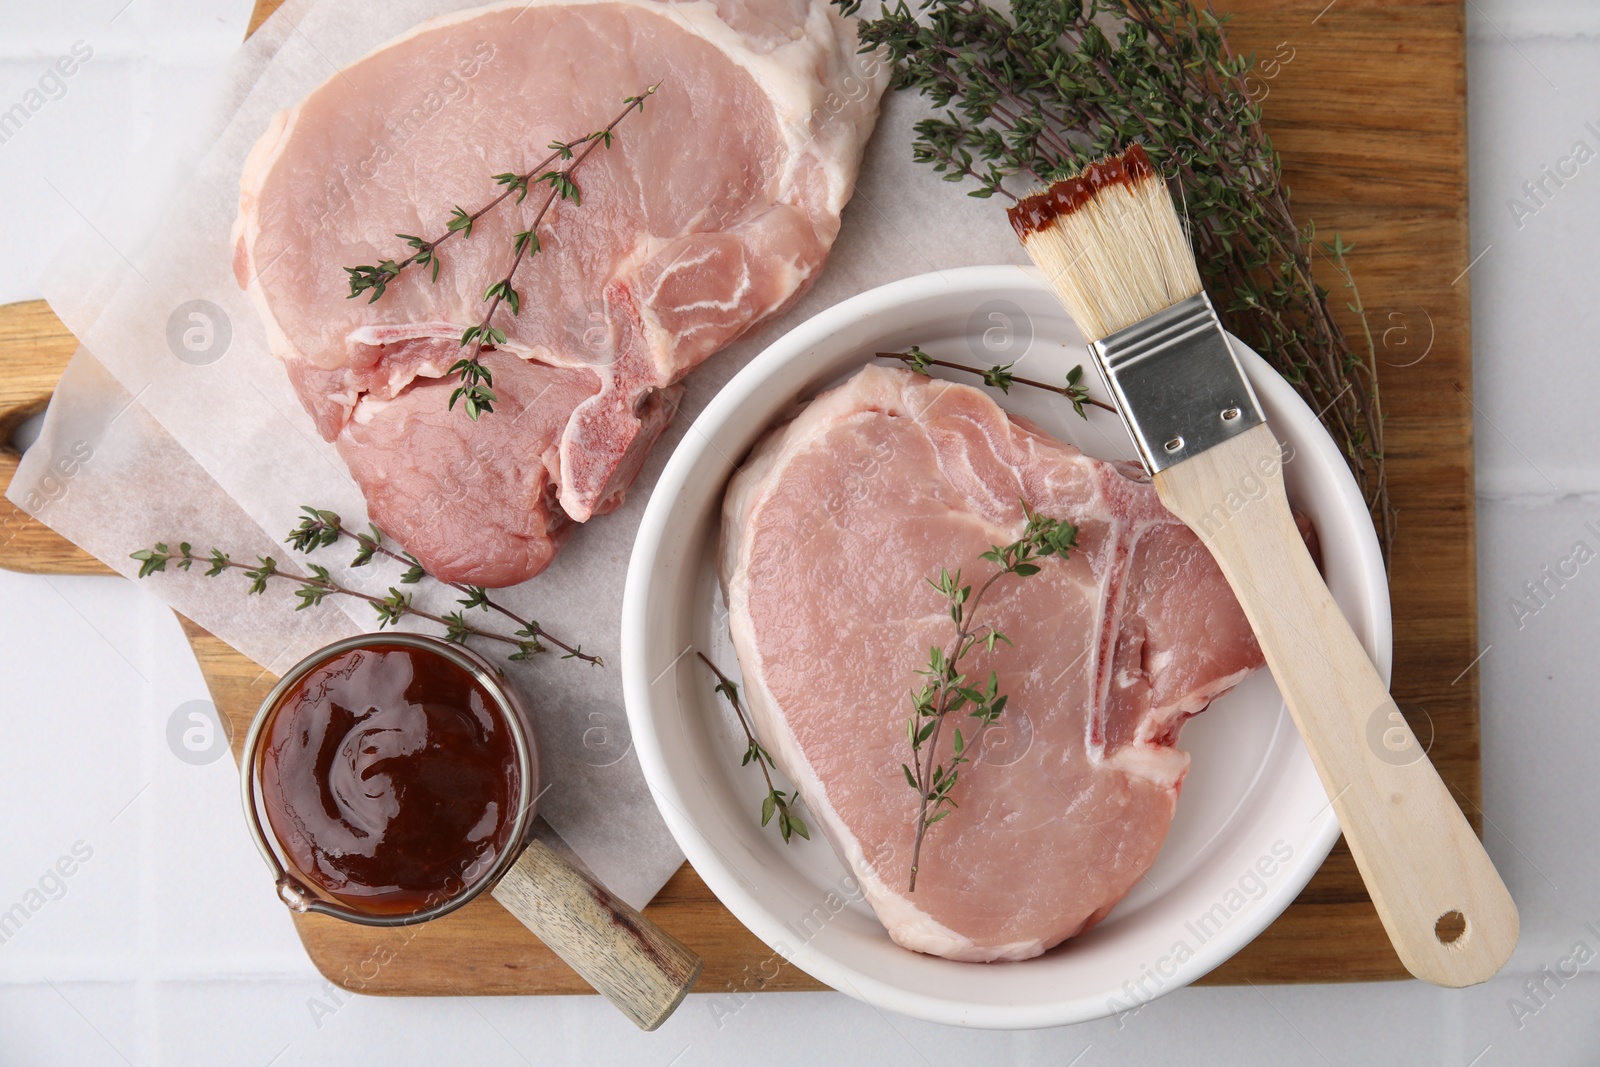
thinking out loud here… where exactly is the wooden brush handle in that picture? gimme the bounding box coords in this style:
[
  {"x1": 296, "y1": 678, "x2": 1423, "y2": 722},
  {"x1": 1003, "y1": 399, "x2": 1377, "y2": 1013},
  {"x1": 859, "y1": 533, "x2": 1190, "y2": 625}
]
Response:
[
  {"x1": 491, "y1": 839, "x2": 702, "y2": 1029},
  {"x1": 1155, "y1": 422, "x2": 1517, "y2": 987}
]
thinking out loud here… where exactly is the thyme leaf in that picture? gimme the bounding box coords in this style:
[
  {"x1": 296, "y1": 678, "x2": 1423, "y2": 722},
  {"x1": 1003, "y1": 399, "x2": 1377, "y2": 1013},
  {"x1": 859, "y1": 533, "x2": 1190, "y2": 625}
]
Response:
[
  {"x1": 284, "y1": 506, "x2": 600, "y2": 665},
  {"x1": 845, "y1": 0, "x2": 1393, "y2": 557},
  {"x1": 904, "y1": 502, "x2": 1077, "y2": 891},
  {"x1": 344, "y1": 85, "x2": 659, "y2": 421},
  {"x1": 878, "y1": 347, "x2": 1116, "y2": 417},
  {"x1": 699, "y1": 652, "x2": 810, "y2": 844},
  {"x1": 129, "y1": 506, "x2": 605, "y2": 668}
]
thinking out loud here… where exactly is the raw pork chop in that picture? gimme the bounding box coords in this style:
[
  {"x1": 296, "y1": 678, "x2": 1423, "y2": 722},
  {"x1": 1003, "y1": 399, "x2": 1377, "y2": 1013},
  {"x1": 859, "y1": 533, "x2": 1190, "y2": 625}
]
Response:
[
  {"x1": 720, "y1": 366, "x2": 1267, "y2": 962},
  {"x1": 234, "y1": 0, "x2": 885, "y2": 586}
]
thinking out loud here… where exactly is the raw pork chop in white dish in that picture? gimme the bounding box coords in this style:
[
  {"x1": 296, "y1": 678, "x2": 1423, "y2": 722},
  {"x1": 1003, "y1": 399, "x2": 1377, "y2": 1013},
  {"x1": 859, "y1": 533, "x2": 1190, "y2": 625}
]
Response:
[
  {"x1": 720, "y1": 365, "x2": 1273, "y2": 963},
  {"x1": 234, "y1": 0, "x2": 885, "y2": 586}
]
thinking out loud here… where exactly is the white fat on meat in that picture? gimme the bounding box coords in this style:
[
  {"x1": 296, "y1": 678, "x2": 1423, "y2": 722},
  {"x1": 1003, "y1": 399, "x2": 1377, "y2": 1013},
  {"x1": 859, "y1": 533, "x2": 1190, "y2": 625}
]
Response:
[
  {"x1": 720, "y1": 365, "x2": 1268, "y2": 962},
  {"x1": 234, "y1": 0, "x2": 885, "y2": 586}
]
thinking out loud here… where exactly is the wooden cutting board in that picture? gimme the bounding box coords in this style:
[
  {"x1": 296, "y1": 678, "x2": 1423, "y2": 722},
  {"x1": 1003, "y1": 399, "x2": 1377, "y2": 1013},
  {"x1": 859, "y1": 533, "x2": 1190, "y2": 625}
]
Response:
[{"x1": 0, "y1": 0, "x2": 1476, "y2": 994}]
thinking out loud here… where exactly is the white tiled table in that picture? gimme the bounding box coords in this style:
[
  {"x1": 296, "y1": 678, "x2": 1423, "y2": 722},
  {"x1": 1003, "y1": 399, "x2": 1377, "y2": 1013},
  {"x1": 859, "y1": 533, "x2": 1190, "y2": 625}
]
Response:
[{"x1": 2, "y1": 2, "x2": 1597, "y2": 1063}]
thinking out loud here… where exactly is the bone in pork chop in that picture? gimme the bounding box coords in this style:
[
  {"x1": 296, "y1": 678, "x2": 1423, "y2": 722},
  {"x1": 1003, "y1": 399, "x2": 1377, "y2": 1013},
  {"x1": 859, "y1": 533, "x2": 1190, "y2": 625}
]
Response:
[
  {"x1": 720, "y1": 365, "x2": 1268, "y2": 962},
  {"x1": 234, "y1": 0, "x2": 885, "y2": 586}
]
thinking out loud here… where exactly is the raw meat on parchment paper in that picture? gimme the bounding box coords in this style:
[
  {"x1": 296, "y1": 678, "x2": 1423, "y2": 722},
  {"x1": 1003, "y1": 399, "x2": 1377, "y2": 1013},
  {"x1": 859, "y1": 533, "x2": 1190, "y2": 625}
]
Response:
[{"x1": 235, "y1": 0, "x2": 886, "y2": 585}]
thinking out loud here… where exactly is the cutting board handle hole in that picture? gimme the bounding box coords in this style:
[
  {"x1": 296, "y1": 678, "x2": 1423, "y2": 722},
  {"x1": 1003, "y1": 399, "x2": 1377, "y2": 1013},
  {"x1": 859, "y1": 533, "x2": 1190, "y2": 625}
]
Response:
[{"x1": 1435, "y1": 910, "x2": 1466, "y2": 944}]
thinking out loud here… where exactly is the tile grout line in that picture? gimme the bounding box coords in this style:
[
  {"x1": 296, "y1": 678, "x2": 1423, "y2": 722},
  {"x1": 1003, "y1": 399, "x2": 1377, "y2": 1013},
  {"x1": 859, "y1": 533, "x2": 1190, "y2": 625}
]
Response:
[{"x1": 135, "y1": 585, "x2": 160, "y2": 1067}]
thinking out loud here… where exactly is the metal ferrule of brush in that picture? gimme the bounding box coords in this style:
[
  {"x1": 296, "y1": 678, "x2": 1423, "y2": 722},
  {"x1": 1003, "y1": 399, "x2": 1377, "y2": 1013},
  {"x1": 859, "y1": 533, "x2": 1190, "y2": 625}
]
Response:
[{"x1": 1089, "y1": 292, "x2": 1265, "y2": 475}]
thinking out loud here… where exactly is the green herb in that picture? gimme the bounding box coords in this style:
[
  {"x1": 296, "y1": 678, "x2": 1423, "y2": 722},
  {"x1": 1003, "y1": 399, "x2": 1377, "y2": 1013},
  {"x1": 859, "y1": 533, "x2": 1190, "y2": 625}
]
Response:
[
  {"x1": 698, "y1": 651, "x2": 810, "y2": 844},
  {"x1": 878, "y1": 347, "x2": 1114, "y2": 417},
  {"x1": 130, "y1": 507, "x2": 602, "y2": 667},
  {"x1": 285, "y1": 507, "x2": 599, "y2": 664},
  {"x1": 343, "y1": 86, "x2": 658, "y2": 421},
  {"x1": 130, "y1": 541, "x2": 544, "y2": 659},
  {"x1": 840, "y1": 0, "x2": 1392, "y2": 558},
  {"x1": 904, "y1": 502, "x2": 1077, "y2": 891}
]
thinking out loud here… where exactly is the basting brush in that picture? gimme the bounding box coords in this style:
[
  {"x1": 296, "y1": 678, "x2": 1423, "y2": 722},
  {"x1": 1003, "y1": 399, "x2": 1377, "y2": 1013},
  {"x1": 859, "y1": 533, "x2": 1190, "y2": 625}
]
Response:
[{"x1": 1010, "y1": 145, "x2": 1517, "y2": 987}]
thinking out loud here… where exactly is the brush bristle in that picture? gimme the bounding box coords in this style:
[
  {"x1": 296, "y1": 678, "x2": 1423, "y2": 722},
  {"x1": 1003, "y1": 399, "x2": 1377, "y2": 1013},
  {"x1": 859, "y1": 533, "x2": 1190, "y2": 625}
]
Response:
[{"x1": 1007, "y1": 145, "x2": 1201, "y2": 342}]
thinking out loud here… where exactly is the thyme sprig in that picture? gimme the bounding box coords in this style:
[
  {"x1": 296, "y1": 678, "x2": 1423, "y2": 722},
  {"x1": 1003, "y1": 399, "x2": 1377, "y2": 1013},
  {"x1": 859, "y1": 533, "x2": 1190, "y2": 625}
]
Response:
[
  {"x1": 904, "y1": 503, "x2": 1077, "y2": 891},
  {"x1": 698, "y1": 652, "x2": 810, "y2": 844},
  {"x1": 451, "y1": 88, "x2": 657, "y2": 418},
  {"x1": 129, "y1": 542, "x2": 551, "y2": 661},
  {"x1": 343, "y1": 86, "x2": 658, "y2": 420},
  {"x1": 880, "y1": 346, "x2": 1114, "y2": 417},
  {"x1": 841, "y1": 0, "x2": 1393, "y2": 558},
  {"x1": 285, "y1": 507, "x2": 600, "y2": 665}
]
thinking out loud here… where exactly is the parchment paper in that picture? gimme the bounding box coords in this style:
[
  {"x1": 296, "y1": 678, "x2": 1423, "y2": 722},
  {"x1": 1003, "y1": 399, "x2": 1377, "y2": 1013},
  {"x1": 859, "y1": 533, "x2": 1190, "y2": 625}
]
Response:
[{"x1": 9, "y1": 0, "x2": 1030, "y2": 909}]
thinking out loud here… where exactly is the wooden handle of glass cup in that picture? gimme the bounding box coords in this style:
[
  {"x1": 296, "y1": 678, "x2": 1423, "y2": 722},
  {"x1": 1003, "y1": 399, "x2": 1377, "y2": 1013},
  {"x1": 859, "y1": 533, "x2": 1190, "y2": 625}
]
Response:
[{"x1": 491, "y1": 838, "x2": 702, "y2": 1030}]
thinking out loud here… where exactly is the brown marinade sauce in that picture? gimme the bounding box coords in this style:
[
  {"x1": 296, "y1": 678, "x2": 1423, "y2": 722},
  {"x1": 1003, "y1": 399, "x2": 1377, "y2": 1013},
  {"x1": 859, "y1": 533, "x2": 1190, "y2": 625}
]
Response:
[
  {"x1": 1006, "y1": 144, "x2": 1155, "y2": 239},
  {"x1": 259, "y1": 644, "x2": 520, "y2": 915}
]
